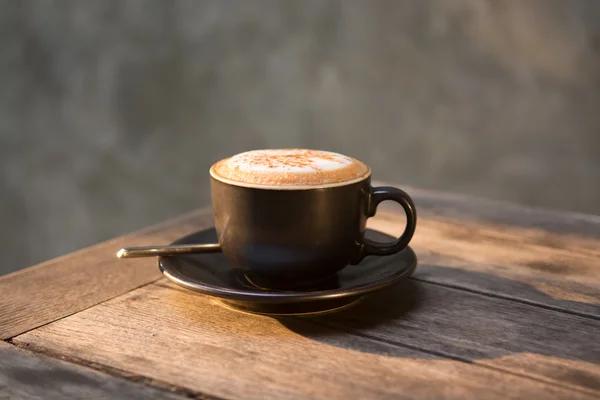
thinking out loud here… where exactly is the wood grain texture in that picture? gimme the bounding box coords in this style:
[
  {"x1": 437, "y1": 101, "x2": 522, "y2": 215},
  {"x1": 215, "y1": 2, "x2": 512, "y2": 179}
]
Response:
[
  {"x1": 0, "y1": 209, "x2": 214, "y2": 339},
  {"x1": 316, "y1": 280, "x2": 600, "y2": 394},
  {"x1": 3, "y1": 185, "x2": 598, "y2": 340},
  {"x1": 368, "y1": 209, "x2": 600, "y2": 312},
  {"x1": 378, "y1": 184, "x2": 600, "y2": 308},
  {"x1": 12, "y1": 281, "x2": 597, "y2": 400},
  {"x1": 386, "y1": 184, "x2": 600, "y2": 239},
  {"x1": 4, "y1": 186, "x2": 600, "y2": 398},
  {"x1": 0, "y1": 341, "x2": 184, "y2": 400}
]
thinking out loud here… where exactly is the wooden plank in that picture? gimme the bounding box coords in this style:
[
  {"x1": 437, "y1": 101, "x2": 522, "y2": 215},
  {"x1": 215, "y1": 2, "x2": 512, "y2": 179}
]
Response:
[
  {"x1": 317, "y1": 280, "x2": 600, "y2": 394},
  {"x1": 0, "y1": 341, "x2": 184, "y2": 400},
  {"x1": 413, "y1": 254, "x2": 600, "y2": 318},
  {"x1": 3, "y1": 184, "x2": 599, "y2": 398},
  {"x1": 12, "y1": 281, "x2": 597, "y2": 400},
  {"x1": 3, "y1": 185, "x2": 598, "y2": 340},
  {"x1": 369, "y1": 211, "x2": 600, "y2": 312},
  {"x1": 383, "y1": 184, "x2": 600, "y2": 239},
  {"x1": 375, "y1": 183, "x2": 600, "y2": 310},
  {"x1": 0, "y1": 210, "x2": 215, "y2": 339}
]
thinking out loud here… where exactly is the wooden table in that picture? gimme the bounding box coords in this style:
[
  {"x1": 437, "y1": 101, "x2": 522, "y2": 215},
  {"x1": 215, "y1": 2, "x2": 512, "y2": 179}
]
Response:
[{"x1": 1, "y1": 185, "x2": 599, "y2": 399}]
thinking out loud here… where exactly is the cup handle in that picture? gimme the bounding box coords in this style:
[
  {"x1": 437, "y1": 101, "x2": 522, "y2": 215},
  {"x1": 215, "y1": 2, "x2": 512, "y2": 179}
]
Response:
[{"x1": 360, "y1": 186, "x2": 417, "y2": 258}]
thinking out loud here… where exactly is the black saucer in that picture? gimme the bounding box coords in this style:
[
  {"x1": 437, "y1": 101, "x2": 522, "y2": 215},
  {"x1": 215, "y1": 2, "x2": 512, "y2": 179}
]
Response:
[{"x1": 158, "y1": 228, "x2": 417, "y2": 316}]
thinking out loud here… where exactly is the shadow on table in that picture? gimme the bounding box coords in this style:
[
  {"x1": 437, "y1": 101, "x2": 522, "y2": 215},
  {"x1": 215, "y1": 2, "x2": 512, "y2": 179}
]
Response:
[{"x1": 276, "y1": 264, "x2": 600, "y2": 366}]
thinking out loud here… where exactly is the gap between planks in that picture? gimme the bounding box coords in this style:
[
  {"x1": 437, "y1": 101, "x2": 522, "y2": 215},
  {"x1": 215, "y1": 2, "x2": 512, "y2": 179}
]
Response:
[
  {"x1": 0, "y1": 340, "x2": 190, "y2": 400},
  {"x1": 3, "y1": 278, "x2": 164, "y2": 341},
  {"x1": 370, "y1": 210, "x2": 600, "y2": 309},
  {"x1": 308, "y1": 277, "x2": 600, "y2": 396},
  {"x1": 410, "y1": 276, "x2": 600, "y2": 321},
  {"x1": 3, "y1": 339, "x2": 220, "y2": 400},
  {"x1": 2, "y1": 186, "x2": 598, "y2": 340},
  {"x1": 306, "y1": 319, "x2": 600, "y2": 397},
  {"x1": 10, "y1": 319, "x2": 597, "y2": 400},
  {"x1": 13, "y1": 279, "x2": 599, "y2": 399},
  {"x1": 0, "y1": 210, "x2": 216, "y2": 340}
]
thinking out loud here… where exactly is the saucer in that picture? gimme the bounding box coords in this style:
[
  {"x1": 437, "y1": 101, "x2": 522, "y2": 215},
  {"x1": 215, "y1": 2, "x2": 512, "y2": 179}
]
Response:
[{"x1": 158, "y1": 228, "x2": 417, "y2": 316}]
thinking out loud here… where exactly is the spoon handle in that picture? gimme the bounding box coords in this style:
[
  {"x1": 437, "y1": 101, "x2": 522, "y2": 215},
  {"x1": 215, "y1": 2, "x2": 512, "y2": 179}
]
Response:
[{"x1": 117, "y1": 243, "x2": 221, "y2": 258}]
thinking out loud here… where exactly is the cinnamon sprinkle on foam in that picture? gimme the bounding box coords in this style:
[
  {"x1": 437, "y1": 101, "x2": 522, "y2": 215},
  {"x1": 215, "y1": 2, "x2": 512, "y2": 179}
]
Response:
[{"x1": 210, "y1": 149, "x2": 370, "y2": 189}]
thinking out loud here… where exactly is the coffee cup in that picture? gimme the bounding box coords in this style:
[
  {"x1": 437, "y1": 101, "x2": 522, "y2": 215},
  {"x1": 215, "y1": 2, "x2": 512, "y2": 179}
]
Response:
[{"x1": 208, "y1": 149, "x2": 416, "y2": 286}]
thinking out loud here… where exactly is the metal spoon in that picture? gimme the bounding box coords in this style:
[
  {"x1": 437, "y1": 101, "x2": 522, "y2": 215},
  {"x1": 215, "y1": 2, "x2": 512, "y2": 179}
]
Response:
[{"x1": 116, "y1": 243, "x2": 221, "y2": 258}]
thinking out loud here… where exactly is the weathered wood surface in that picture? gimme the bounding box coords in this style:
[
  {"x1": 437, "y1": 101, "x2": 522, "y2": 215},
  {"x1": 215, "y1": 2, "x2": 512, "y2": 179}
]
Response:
[
  {"x1": 3, "y1": 185, "x2": 599, "y2": 398},
  {"x1": 386, "y1": 185, "x2": 600, "y2": 239},
  {"x1": 12, "y1": 281, "x2": 598, "y2": 400},
  {"x1": 317, "y1": 281, "x2": 600, "y2": 394},
  {"x1": 2, "y1": 185, "x2": 598, "y2": 341},
  {"x1": 370, "y1": 212, "x2": 600, "y2": 315},
  {"x1": 0, "y1": 341, "x2": 184, "y2": 400},
  {"x1": 0, "y1": 210, "x2": 214, "y2": 340}
]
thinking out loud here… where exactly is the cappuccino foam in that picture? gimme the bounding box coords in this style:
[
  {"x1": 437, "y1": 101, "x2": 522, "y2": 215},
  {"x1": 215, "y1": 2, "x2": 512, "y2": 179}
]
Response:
[{"x1": 210, "y1": 149, "x2": 371, "y2": 189}]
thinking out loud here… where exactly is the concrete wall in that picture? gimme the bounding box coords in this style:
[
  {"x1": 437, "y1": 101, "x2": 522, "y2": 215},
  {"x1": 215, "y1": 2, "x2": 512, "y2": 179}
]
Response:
[{"x1": 2, "y1": 0, "x2": 599, "y2": 275}]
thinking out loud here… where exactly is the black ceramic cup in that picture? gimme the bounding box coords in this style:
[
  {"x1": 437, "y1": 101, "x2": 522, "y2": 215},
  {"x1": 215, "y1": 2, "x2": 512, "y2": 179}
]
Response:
[{"x1": 210, "y1": 173, "x2": 416, "y2": 287}]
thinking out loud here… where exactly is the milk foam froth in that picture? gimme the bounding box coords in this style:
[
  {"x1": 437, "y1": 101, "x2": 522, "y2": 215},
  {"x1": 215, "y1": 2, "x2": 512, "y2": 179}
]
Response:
[{"x1": 210, "y1": 149, "x2": 370, "y2": 188}]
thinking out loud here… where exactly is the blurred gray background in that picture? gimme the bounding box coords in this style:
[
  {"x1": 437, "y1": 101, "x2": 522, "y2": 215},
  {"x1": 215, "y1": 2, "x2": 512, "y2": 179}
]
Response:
[{"x1": 1, "y1": 0, "x2": 599, "y2": 275}]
